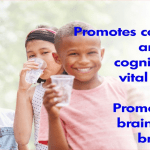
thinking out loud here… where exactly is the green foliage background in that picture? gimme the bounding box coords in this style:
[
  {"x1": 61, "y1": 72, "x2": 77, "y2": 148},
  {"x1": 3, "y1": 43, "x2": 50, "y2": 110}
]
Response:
[{"x1": 1, "y1": 1, "x2": 150, "y2": 149}]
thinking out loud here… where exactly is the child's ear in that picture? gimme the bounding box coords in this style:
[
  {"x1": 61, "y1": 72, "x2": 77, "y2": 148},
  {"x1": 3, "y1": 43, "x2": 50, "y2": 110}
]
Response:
[
  {"x1": 100, "y1": 48, "x2": 105, "y2": 60},
  {"x1": 52, "y1": 52, "x2": 62, "y2": 64}
]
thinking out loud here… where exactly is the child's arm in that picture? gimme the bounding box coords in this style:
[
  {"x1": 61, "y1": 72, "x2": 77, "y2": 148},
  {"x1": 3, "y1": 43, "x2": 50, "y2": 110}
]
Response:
[
  {"x1": 14, "y1": 88, "x2": 33, "y2": 145},
  {"x1": 126, "y1": 84, "x2": 149, "y2": 150},
  {"x1": 14, "y1": 61, "x2": 37, "y2": 145},
  {"x1": 43, "y1": 84, "x2": 69, "y2": 150}
]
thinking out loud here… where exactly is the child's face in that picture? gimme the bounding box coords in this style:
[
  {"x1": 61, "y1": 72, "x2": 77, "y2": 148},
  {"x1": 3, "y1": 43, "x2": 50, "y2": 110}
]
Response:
[
  {"x1": 26, "y1": 40, "x2": 63, "y2": 79},
  {"x1": 55, "y1": 34, "x2": 104, "y2": 83}
]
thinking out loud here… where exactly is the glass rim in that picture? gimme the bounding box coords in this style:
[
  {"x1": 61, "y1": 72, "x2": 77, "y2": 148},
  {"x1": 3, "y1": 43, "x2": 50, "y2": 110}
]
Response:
[{"x1": 28, "y1": 57, "x2": 47, "y2": 69}]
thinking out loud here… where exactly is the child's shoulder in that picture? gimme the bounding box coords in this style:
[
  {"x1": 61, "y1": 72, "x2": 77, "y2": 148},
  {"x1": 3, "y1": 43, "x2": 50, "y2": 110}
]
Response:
[
  {"x1": 104, "y1": 76, "x2": 137, "y2": 91},
  {"x1": 103, "y1": 76, "x2": 144, "y2": 105},
  {"x1": 104, "y1": 76, "x2": 127, "y2": 87},
  {"x1": 103, "y1": 76, "x2": 130, "y2": 94},
  {"x1": 27, "y1": 84, "x2": 40, "y2": 102}
]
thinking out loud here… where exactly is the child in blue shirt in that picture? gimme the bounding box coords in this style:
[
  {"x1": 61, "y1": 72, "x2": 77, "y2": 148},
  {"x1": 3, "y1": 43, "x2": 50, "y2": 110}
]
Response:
[
  {"x1": 0, "y1": 108, "x2": 29, "y2": 150},
  {"x1": 0, "y1": 108, "x2": 18, "y2": 150}
]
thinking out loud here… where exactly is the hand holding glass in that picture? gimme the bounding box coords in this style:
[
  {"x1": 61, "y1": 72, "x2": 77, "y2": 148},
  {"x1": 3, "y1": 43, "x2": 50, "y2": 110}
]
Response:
[
  {"x1": 51, "y1": 75, "x2": 75, "y2": 107},
  {"x1": 25, "y1": 58, "x2": 47, "y2": 84}
]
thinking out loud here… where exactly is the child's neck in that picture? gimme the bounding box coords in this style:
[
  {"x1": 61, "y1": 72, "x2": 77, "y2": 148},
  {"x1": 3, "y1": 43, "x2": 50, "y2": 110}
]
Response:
[
  {"x1": 73, "y1": 75, "x2": 103, "y2": 90},
  {"x1": 42, "y1": 69, "x2": 64, "y2": 88},
  {"x1": 42, "y1": 78, "x2": 51, "y2": 88}
]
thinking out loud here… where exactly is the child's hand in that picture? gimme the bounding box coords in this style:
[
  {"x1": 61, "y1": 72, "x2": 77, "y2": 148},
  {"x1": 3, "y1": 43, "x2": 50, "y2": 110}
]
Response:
[
  {"x1": 19, "y1": 59, "x2": 39, "y2": 91},
  {"x1": 43, "y1": 83, "x2": 63, "y2": 120}
]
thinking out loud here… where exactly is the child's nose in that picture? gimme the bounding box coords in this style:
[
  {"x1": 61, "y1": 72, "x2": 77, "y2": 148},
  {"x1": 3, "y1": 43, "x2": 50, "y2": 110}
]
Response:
[
  {"x1": 36, "y1": 54, "x2": 43, "y2": 60},
  {"x1": 78, "y1": 55, "x2": 90, "y2": 65}
]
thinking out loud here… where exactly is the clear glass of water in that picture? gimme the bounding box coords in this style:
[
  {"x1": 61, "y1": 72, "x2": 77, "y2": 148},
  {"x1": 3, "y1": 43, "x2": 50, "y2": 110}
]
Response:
[
  {"x1": 25, "y1": 58, "x2": 47, "y2": 84},
  {"x1": 51, "y1": 75, "x2": 75, "y2": 107}
]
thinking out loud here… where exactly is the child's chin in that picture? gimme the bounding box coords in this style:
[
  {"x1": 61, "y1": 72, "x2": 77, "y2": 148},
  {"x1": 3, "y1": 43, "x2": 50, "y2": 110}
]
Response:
[
  {"x1": 40, "y1": 74, "x2": 49, "y2": 80},
  {"x1": 76, "y1": 76, "x2": 92, "y2": 82}
]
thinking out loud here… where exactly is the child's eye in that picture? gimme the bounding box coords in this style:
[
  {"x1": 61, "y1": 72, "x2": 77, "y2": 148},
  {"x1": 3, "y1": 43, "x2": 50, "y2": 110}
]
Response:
[
  {"x1": 29, "y1": 55, "x2": 35, "y2": 58},
  {"x1": 88, "y1": 51, "x2": 96, "y2": 54},
  {"x1": 69, "y1": 53, "x2": 77, "y2": 56},
  {"x1": 43, "y1": 52, "x2": 49, "y2": 54}
]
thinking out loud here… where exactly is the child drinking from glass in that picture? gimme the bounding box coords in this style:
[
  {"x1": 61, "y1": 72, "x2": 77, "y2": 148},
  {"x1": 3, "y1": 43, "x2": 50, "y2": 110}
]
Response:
[{"x1": 14, "y1": 25, "x2": 65, "y2": 150}]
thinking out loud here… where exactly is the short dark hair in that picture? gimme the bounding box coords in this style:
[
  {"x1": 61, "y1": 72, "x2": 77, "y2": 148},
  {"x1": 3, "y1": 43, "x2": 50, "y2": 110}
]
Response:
[{"x1": 54, "y1": 21, "x2": 95, "y2": 51}]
